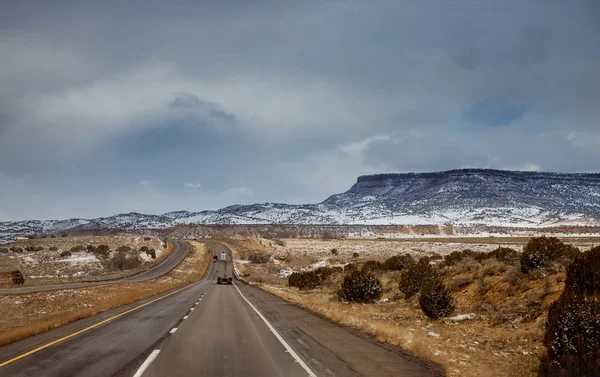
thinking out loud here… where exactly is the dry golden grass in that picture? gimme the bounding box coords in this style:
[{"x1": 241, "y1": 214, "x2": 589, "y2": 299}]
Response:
[
  {"x1": 261, "y1": 283, "x2": 545, "y2": 377},
  {"x1": 229, "y1": 236, "x2": 574, "y2": 377},
  {"x1": 0, "y1": 240, "x2": 210, "y2": 347}
]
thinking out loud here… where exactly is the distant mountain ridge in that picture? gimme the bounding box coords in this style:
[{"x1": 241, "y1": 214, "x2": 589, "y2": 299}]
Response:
[{"x1": 2, "y1": 168, "x2": 600, "y2": 242}]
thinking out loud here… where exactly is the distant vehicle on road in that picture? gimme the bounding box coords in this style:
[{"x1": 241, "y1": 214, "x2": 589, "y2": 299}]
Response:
[
  {"x1": 213, "y1": 255, "x2": 218, "y2": 263},
  {"x1": 220, "y1": 251, "x2": 227, "y2": 260},
  {"x1": 217, "y1": 276, "x2": 233, "y2": 285}
]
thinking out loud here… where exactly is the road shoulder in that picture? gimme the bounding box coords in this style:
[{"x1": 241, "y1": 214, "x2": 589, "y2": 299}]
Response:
[{"x1": 237, "y1": 283, "x2": 445, "y2": 377}]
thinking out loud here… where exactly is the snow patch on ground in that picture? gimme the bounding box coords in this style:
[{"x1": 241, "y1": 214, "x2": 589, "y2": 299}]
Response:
[
  {"x1": 139, "y1": 252, "x2": 153, "y2": 262},
  {"x1": 309, "y1": 260, "x2": 329, "y2": 269},
  {"x1": 277, "y1": 268, "x2": 294, "y2": 278},
  {"x1": 446, "y1": 313, "x2": 476, "y2": 322}
]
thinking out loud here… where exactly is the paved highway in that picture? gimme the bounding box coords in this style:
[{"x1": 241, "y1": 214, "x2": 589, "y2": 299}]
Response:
[
  {"x1": 0, "y1": 241, "x2": 443, "y2": 377},
  {"x1": 0, "y1": 240, "x2": 190, "y2": 294}
]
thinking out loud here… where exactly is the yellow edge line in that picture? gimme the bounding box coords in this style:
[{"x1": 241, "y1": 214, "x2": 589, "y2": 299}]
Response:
[{"x1": 0, "y1": 278, "x2": 197, "y2": 368}]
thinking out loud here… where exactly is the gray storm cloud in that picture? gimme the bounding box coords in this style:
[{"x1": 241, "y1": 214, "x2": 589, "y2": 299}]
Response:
[{"x1": 0, "y1": 1, "x2": 599, "y2": 220}]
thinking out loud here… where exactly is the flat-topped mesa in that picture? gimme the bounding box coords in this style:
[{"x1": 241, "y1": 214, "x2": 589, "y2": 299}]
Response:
[
  {"x1": 355, "y1": 169, "x2": 600, "y2": 184},
  {"x1": 325, "y1": 169, "x2": 600, "y2": 216}
]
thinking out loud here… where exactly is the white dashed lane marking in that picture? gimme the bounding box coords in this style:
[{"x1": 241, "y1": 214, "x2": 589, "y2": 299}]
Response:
[{"x1": 132, "y1": 350, "x2": 160, "y2": 377}]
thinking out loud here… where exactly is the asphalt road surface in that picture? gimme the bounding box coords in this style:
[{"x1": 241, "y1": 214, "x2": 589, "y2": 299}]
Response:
[
  {"x1": 0, "y1": 241, "x2": 444, "y2": 377},
  {"x1": 0, "y1": 240, "x2": 190, "y2": 294}
]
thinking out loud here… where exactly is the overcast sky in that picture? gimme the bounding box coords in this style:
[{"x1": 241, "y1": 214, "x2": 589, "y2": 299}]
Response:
[{"x1": 1, "y1": 1, "x2": 599, "y2": 221}]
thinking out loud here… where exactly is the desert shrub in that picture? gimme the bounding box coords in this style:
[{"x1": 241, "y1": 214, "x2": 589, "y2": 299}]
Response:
[
  {"x1": 449, "y1": 276, "x2": 472, "y2": 291},
  {"x1": 288, "y1": 272, "x2": 302, "y2": 288},
  {"x1": 144, "y1": 237, "x2": 151, "y2": 241},
  {"x1": 315, "y1": 266, "x2": 339, "y2": 279},
  {"x1": 541, "y1": 248, "x2": 600, "y2": 376},
  {"x1": 444, "y1": 249, "x2": 482, "y2": 266},
  {"x1": 116, "y1": 246, "x2": 131, "y2": 253},
  {"x1": 146, "y1": 248, "x2": 157, "y2": 259},
  {"x1": 542, "y1": 292, "x2": 600, "y2": 376},
  {"x1": 338, "y1": 271, "x2": 382, "y2": 303},
  {"x1": 419, "y1": 279, "x2": 454, "y2": 319},
  {"x1": 92, "y1": 244, "x2": 110, "y2": 259},
  {"x1": 482, "y1": 258, "x2": 508, "y2": 276},
  {"x1": 247, "y1": 251, "x2": 271, "y2": 264},
  {"x1": 352, "y1": 252, "x2": 359, "y2": 258},
  {"x1": 521, "y1": 236, "x2": 580, "y2": 274},
  {"x1": 429, "y1": 252, "x2": 443, "y2": 261},
  {"x1": 0, "y1": 247, "x2": 8, "y2": 253},
  {"x1": 25, "y1": 246, "x2": 44, "y2": 252},
  {"x1": 49, "y1": 246, "x2": 58, "y2": 251},
  {"x1": 139, "y1": 246, "x2": 149, "y2": 252},
  {"x1": 288, "y1": 271, "x2": 321, "y2": 290},
  {"x1": 383, "y1": 254, "x2": 415, "y2": 271},
  {"x1": 344, "y1": 263, "x2": 358, "y2": 274},
  {"x1": 563, "y1": 246, "x2": 600, "y2": 296},
  {"x1": 486, "y1": 247, "x2": 519, "y2": 265},
  {"x1": 454, "y1": 257, "x2": 481, "y2": 274},
  {"x1": 108, "y1": 250, "x2": 141, "y2": 271},
  {"x1": 361, "y1": 260, "x2": 384, "y2": 274},
  {"x1": 60, "y1": 250, "x2": 72, "y2": 258},
  {"x1": 289, "y1": 267, "x2": 342, "y2": 290},
  {"x1": 10, "y1": 247, "x2": 23, "y2": 253},
  {"x1": 399, "y1": 262, "x2": 439, "y2": 299},
  {"x1": 70, "y1": 245, "x2": 86, "y2": 253},
  {"x1": 444, "y1": 248, "x2": 516, "y2": 267},
  {"x1": 10, "y1": 271, "x2": 25, "y2": 285},
  {"x1": 330, "y1": 248, "x2": 339, "y2": 256}
]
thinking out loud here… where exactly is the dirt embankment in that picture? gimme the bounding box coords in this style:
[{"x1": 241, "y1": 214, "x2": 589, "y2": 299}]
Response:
[{"x1": 0, "y1": 240, "x2": 211, "y2": 347}]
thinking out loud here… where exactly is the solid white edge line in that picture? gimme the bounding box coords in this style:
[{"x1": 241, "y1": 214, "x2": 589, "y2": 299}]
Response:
[
  {"x1": 132, "y1": 349, "x2": 160, "y2": 377},
  {"x1": 233, "y1": 284, "x2": 317, "y2": 377},
  {"x1": 170, "y1": 328, "x2": 177, "y2": 334}
]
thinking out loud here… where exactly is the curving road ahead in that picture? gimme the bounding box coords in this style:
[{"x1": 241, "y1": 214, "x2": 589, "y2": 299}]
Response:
[
  {"x1": 0, "y1": 240, "x2": 190, "y2": 295},
  {"x1": 0, "y1": 241, "x2": 444, "y2": 377}
]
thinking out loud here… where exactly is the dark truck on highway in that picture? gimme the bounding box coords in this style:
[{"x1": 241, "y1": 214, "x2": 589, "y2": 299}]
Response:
[{"x1": 217, "y1": 275, "x2": 233, "y2": 284}]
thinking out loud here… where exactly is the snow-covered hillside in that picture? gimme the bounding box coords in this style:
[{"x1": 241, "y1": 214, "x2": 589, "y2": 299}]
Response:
[{"x1": 2, "y1": 169, "x2": 600, "y2": 242}]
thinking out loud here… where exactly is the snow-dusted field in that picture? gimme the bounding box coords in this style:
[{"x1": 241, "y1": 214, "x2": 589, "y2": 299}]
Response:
[{"x1": 2, "y1": 235, "x2": 166, "y2": 280}]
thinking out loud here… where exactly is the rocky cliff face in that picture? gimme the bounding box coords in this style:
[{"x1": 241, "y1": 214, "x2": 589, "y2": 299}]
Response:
[{"x1": 2, "y1": 169, "x2": 600, "y2": 242}]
